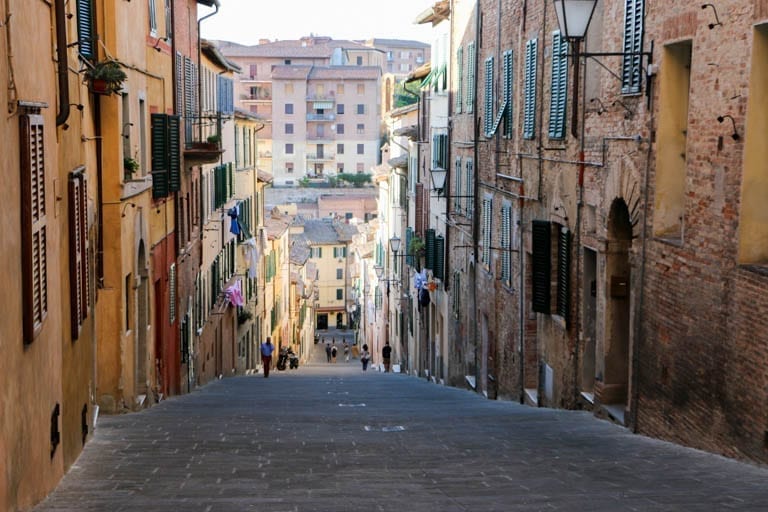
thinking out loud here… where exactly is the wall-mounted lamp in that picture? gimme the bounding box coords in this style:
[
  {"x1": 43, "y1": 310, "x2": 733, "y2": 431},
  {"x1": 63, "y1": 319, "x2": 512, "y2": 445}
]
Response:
[
  {"x1": 429, "y1": 167, "x2": 447, "y2": 195},
  {"x1": 121, "y1": 202, "x2": 137, "y2": 217},
  {"x1": 612, "y1": 99, "x2": 633, "y2": 119},
  {"x1": 717, "y1": 115, "x2": 740, "y2": 141},
  {"x1": 69, "y1": 103, "x2": 84, "y2": 111},
  {"x1": 553, "y1": 0, "x2": 654, "y2": 137},
  {"x1": 153, "y1": 37, "x2": 168, "y2": 52},
  {"x1": 589, "y1": 98, "x2": 606, "y2": 115},
  {"x1": 701, "y1": 4, "x2": 722, "y2": 30},
  {"x1": 123, "y1": 122, "x2": 134, "y2": 138}
]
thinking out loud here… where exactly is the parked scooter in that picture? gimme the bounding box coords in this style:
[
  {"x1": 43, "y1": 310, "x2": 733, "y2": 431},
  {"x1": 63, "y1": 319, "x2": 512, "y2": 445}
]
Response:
[
  {"x1": 276, "y1": 347, "x2": 299, "y2": 371},
  {"x1": 288, "y1": 348, "x2": 299, "y2": 369}
]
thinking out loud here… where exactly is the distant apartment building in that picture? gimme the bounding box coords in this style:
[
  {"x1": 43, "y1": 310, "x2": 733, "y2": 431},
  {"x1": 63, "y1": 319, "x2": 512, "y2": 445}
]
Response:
[
  {"x1": 362, "y1": 38, "x2": 429, "y2": 77},
  {"x1": 217, "y1": 36, "x2": 429, "y2": 187}
]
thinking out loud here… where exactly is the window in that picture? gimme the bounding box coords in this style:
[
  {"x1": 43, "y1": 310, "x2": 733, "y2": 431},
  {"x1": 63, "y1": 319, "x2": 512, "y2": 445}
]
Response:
[
  {"x1": 481, "y1": 198, "x2": 492, "y2": 268},
  {"x1": 621, "y1": 0, "x2": 645, "y2": 94},
  {"x1": 501, "y1": 203, "x2": 512, "y2": 285},
  {"x1": 356, "y1": 104, "x2": 365, "y2": 115},
  {"x1": 337, "y1": 104, "x2": 345, "y2": 115},
  {"x1": 76, "y1": 0, "x2": 95, "y2": 59},
  {"x1": 337, "y1": 143, "x2": 344, "y2": 154},
  {"x1": 356, "y1": 163, "x2": 364, "y2": 173},
  {"x1": 548, "y1": 32, "x2": 568, "y2": 139},
  {"x1": 466, "y1": 42, "x2": 476, "y2": 113},
  {"x1": 454, "y1": 156, "x2": 463, "y2": 214},
  {"x1": 531, "y1": 220, "x2": 551, "y2": 313},
  {"x1": 336, "y1": 289, "x2": 343, "y2": 300},
  {"x1": 357, "y1": 143, "x2": 364, "y2": 155},
  {"x1": 164, "y1": 0, "x2": 172, "y2": 39},
  {"x1": 337, "y1": 123, "x2": 344, "y2": 134},
  {"x1": 249, "y1": 64, "x2": 257, "y2": 78},
  {"x1": 285, "y1": 162, "x2": 294, "y2": 173},
  {"x1": 337, "y1": 84, "x2": 345, "y2": 94},
  {"x1": 285, "y1": 143, "x2": 294, "y2": 154},
  {"x1": 357, "y1": 83, "x2": 365, "y2": 94},
  {"x1": 285, "y1": 123, "x2": 293, "y2": 134},
  {"x1": 20, "y1": 113, "x2": 48, "y2": 343},
  {"x1": 483, "y1": 57, "x2": 495, "y2": 137},
  {"x1": 285, "y1": 103, "x2": 293, "y2": 114},
  {"x1": 148, "y1": 0, "x2": 158, "y2": 35},
  {"x1": 431, "y1": 133, "x2": 448, "y2": 171},
  {"x1": 284, "y1": 83, "x2": 294, "y2": 94},
  {"x1": 69, "y1": 170, "x2": 89, "y2": 339},
  {"x1": 333, "y1": 247, "x2": 347, "y2": 258},
  {"x1": 284, "y1": 59, "x2": 291, "y2": 65},
  {"x1": 337, "y1": 163, "x2": 344, "y2": 173},
  {"x1": 336, "y1": 268, "x2": 343, "y2": 279},
  {"x1": 316, "y1": 84, "x2": 325, "y2": 95},
  {"x1": 502, "y1": 50, "x2": 514, "y2": 138},
  {"x1": 465, "y1": 158, "x2": 474, "y2": 219},
  {"x1": 455, "y1": 46, "x2": 464, "y2": 114},
  {"x1": 556, "y1": 225, "x2": 571, "y2": 324},
  {"x1": 356, "y1": 123, "x2": 364, "y2": 134},
  {"x1": 125, "y1": 274, "x2": 132, "y2": 331},
  {"x1": 523, "y1": 38, "x2": 538, "y2": 139},
  {"x1": 151, "y1": 114, "x2": 181, "y2": 198},
  {"x1": 452, "y1": 272, "x2": 461, "y2": 317}
]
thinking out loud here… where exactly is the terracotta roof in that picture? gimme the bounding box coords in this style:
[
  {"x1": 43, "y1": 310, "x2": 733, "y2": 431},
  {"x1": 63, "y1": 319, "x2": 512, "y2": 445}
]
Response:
[
  {"x1": 308, "y1": 66, "x2": 381, "y2": 80},
  {"x1": 271, "y1": 66, "x2": 312, "y2": 80},
  {"x1": 218, "y1": 38, "x2": 373, "y2": 59}
]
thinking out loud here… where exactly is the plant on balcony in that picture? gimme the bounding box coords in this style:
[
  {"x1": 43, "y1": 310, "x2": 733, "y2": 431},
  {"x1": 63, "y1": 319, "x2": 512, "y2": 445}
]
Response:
[
  {"x1": 337, "y1": 173, "x2": 372, "y2": 188},
  {"x1": 409, "y1": 235, "x2": 425, "y2": 256},
  {"x1": 206, "y1": 134, "x2": 221, "y2": 145},
  {"x1": 123, "y1": 156, "x2": 140, "y2": 180},
  {"x1": 237, "y1": 309, "x2": 253, "y2": 325},
  {"x1": 84, "y1": 60, "x2": 127, "y2": 95}
]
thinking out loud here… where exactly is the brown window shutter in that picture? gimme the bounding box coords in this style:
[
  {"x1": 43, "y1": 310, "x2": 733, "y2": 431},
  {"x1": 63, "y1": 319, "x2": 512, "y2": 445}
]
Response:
[
  {"x1": 531, "y1": 220, "x2": 551, "y2": 314},
  {"x1": 20, "y1": 114, "x2": 48, "y2": 343},
  {"x1": 68, "y1": 172, "x2": 89, "y2": 340},
  {"x1": 415, "y1": 182, "x2": 424, "y2": 236}
]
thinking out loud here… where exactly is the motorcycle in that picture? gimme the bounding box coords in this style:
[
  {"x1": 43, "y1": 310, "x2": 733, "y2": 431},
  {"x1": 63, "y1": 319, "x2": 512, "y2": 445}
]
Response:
[
  {"x1": 288, "y1": 349, "x2": 299, "y2": 369},
  {"x1": 276, "y1": 347, "x2": 299, "y2": 371}
]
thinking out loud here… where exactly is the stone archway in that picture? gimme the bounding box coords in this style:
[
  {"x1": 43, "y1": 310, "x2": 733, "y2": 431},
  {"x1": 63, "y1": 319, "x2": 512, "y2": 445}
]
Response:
[{"x1": 598, "y1": 198, "x2": 632, "y2": 418}]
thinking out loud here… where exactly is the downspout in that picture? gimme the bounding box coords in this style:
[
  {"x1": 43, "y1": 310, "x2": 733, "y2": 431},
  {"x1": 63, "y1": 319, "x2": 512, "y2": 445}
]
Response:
[
  {"x1": 54, "y1": 0, "x2": 70, "y2": 126},
  {"x1": 471, "y1": 0, "x2": 481, "y2": 391},
  {"x1": 197, "y1": 0, "x2": 220, "y2": 141}
]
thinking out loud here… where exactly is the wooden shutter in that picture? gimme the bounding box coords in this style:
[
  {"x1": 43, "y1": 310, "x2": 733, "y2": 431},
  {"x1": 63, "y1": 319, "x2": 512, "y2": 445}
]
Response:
[
  {"x1": 466, "y1": 42, "x2": 476, "y2": 113},
  {"x1": 548, "y1": 31, "x2": 568, "y2": 140},
  {"x1": 456, "y1": 46, "x2": 463, "y2": 113},
  {"x1": 151, "y1": 113, "x2": 169, "y2": 198},
  {"x1": 76, "y1": 0, "x2": 95, "y2": 59},
  {"x1": 405, "y1": 228, "x2": 413, "y2": 267},
  {"x1": 556, "y1": 226, "x2": 571, "y2": 324},
  {"x1": 434, "y1": 235, "x2": 445, "y2": 280},
  {"x1": 425, "y1": 228, "x2": 436, "y2": 270},
  {"x1": 168, "y1": 115, "x2": 181, "y2": 192},
  {"x1": 169, "y1": 263, "x2": 176, "y2": 324},
  {"x1": 621, "y1": 0, "x2": 645, "y2": 94},
  {"x1": 501, "y1": 204, "x2": 511, "y2": 284},
  {"x1": 69, "y1": 172, "x2": 89, "y2": 340},
  {"x1": 454, "y1": 156, "x2": 462, "y2": 214},
  {"x1": 184, "y1": 56, "x2": 195, "y2": 140},
  {"x1": 523, "y1": 39, "x2": 538, "y2": 139},
  {"x1": 465, "y1": 159, "x2": 474, "y2": 219},
  {"x1": 483, "y1": 57, "x2": 494, "y2": 137},
  {"x1": 20, "y1": 114, "x2": 48, "y2": 343},
  {"x1": 503, "y1": 50, "x2": 514, "y2": 138},
  {"x1": 175, "y1": 52, "x2": 184, "y2": 116},
  {"x1": 482, "y1": 198, "x2": 492, "y2": 266},
  {"x1": 531, "y1": 220, "x2": 551, "y2": 313},
  {"x1": 415, "y1": 183, "x2": 424, "y2": 235}
]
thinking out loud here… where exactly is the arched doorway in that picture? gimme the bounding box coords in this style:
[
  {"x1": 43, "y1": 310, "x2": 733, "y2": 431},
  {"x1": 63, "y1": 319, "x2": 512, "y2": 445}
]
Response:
[
  {"x1": 135, "y1": 240, "x2": 149, "y2": 403},
  {"x1": 600, "y1": 198, "x2": 632, "y2": 419}
]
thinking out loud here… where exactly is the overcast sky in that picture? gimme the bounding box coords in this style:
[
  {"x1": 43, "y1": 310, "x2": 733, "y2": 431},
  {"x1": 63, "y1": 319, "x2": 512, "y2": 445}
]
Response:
[{"x1": 200, "y1": 0, "x2": 436, "y2": 45}]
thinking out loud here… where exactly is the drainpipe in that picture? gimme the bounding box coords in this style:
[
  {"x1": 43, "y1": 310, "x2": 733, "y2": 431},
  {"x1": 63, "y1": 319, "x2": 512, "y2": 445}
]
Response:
[
  {"x1": 54, "y1": 0, "x2": 70, "y2": 126},
  {"x1": 197, "y1": 0, "x2": 220, "y2": 143},
  {"x1": 471, "y1": 0, "x2": 481, "y2": 392}
]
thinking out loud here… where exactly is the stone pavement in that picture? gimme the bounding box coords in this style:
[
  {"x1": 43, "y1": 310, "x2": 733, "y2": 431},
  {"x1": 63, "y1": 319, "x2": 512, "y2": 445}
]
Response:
[{"x1": 34, "y1": 357, "x2": 768, "y2": 511}]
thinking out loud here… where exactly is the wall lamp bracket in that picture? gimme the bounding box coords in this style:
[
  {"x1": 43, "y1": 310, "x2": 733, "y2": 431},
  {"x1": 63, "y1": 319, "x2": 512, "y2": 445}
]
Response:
[
  {"x1": 717, "y1": 115, "x2": 740, "y2": 141},
  {"x1": 701, "y1": 4, "x2": 722, "y2": 29}
]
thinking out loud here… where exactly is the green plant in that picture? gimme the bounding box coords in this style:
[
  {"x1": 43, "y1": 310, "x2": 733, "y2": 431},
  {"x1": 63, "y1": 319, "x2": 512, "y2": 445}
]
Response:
[
  {"x1": 336, "y1": 173, "x2": 372, "y2": 188},
  {"x1": 409, "y1": 235, "x2": 425, "y2": 256},
  {"x1": 298, "y1": 177, "x2": 310, "y2": 188},
  {"x1": 123, "y1": 157, "x2": 139, "y2": 179},
  {"x1": 237, "y1": 309, "x2": 253, "y2": 325},
  {"x1": 206, "y1": 134, "x2": 221, "y2": 144},
  {"x1": 84, "y1": 60, "x2": 127, "y2": 93}
]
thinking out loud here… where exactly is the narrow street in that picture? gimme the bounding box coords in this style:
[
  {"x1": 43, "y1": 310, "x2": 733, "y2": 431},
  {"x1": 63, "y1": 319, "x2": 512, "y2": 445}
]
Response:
[{"x1": 35, "y1": 343, "x2": 768, "y2": 511}]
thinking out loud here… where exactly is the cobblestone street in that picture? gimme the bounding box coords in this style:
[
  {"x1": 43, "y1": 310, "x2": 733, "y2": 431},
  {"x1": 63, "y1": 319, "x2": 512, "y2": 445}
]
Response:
[{"x1": 34, "y1": 348, "x2": 768, "y2": 511}]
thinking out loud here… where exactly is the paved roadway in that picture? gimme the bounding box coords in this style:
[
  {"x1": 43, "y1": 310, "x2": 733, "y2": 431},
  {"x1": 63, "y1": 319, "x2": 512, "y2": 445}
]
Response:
[{"x1": 34, "y1": 339, "x2": 768, "y2": 511}]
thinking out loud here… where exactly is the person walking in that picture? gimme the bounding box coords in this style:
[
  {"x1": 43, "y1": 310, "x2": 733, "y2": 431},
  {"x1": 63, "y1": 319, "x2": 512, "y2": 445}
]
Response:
[
  {"x1": 382, "y1": 341, "x2": 392, "y2": 372},
  {"x1": 361, "y1": 344, "x2": 370, "y2": 371},
  {"x1": 343, "y1": 341, "x2": 350, "y2": 363},
  {"x1": 325, "y1": 342, "x2": 332, "y2": 363},
  {"x1": 260, "y1": 337, "x2": 274, "y2": 378},
  {"x1": 331, "y1": 343, "x2": 338, "y2": 363}
]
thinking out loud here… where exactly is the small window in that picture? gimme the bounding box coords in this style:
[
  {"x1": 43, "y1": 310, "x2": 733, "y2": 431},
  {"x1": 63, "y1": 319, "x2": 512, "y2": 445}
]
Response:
[
  {"x1": 356, "y1": 163, "x2": 364, "y2": 173},
  {"x1": 337, "y1": 84, "x2": 345, "y2": 94},
  {"x1": 337, "y1": 143, "x2": 344, "y2": 154},
  {"x1": 285, "y1": 162, "x2": 294, "y2": 173},
  {"x1": 357, "y1": 83, "x2": 364, "y2": 94},
  {"x1": 285, "y1": 143, "x2": 294, "y2": 154},
  {"x1": 336, "y1": 288, "x2": 343, "y2": 300},
  {"x1": 148, "y1": 0, "x2": 158, "y2": 35},
  {"x1": 285, "y1": 103, "x2": 294, "y2": 114},
  {"x1": 337, "y1": 123, "x2": 344, "y2": 134},
  {"x1": 357, "y1": 143, "x2": 364, "y2": 155},
  {"x1": 356, "y1": 56, "x2": 363, "y2": 65},
  {"x1": 356, "y1": 124, "x2": 364, "y2": 134},
  {"x1": 337, "y1": 104, "x2": 345, "y2": 114},
  {"x1": 356, "y1": 104, "x2": 365, "y2": 115},
  {"x1": 336, "y1": 268, "x2": 343, "y2": 279},
  {"x1": 285, "y1": 123, "x2": 293, "y2": 134}
]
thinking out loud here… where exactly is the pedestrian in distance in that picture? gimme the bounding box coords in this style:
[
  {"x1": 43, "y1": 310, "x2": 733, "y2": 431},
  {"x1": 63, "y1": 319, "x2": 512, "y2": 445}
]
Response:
[
  {"x1": 331, "y1": 342, "x2": 338, "y2": 363},
  {"x1": 325, "y1": 342, "x2": 332, "y2": 363},
  {"x1": 343, "y1": 341, "x2": 350, "y2": 363},
  {"x1": 382, "y1": 341, "x2": 392, "y2": 372},
  {"x1": 361, "y1": 343, "x2": 370, "y2": 371},
  {"x1": 260, "y1": 337, "x2": 274, "y2": 378}
]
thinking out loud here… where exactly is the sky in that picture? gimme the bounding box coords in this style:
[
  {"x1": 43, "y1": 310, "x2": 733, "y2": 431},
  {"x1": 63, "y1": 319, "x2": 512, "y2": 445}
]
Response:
[{"x1": 200, "y1": 0, "x2": 436, "y2": 45}]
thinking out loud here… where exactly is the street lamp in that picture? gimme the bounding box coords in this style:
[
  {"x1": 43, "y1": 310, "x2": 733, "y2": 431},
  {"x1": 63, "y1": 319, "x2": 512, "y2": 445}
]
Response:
[
  {"x1": 552, "y1": 0, "x2": 653, "y2": 137},
  {"x1": 389, "y1": 236, "x2": 402, "y2": 254},
  {"x1": 429, "y1": 168, "x2": 447, "y2": 195}
]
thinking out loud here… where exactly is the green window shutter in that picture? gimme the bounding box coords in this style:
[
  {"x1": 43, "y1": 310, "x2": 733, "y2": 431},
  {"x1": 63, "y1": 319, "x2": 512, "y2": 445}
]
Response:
[
  {"x1": 621, "y1": 0, "x2": 645, "y2": 94},
  {"x1": 151, "y1": 114, "x2": 169, "y2": 198},
  {"x1": 76, "y1": 0, "x2": 95, "y2": 60},
  {"x1": 466, "y1": 42, "x2": 476, "y2": 113},
  {"x1": 483, "y1": 57, "x2": 494, "y2": 137},
  {"x1": 531, "y1": 220, "x2": 551, "y2": 313},
  {"x1": 168, "y1": 115, "x2": 181, "y2": 192},
  {"x1": 434, "y1": 235, "x2": 445, "y2": 280},
  {"x1": 456, "y1": 46, "x2": 463, "y2": 113},
  {"x1": 501, "y1": 204, "x2": 511, "y2": 284},
  {"x1": 556, "y1": 226, "x2": 571, "y2": 324},
  {"x1": 465, "y1": 159, "x2": 474, "y2": 219},
  {"x1": 548, "y1": 32, "x2": 568, "y2": 140},
  {"x1": 425, "y1": 228, "x2": 436, "y2": 270},
  {"x1": 523, "y1": 39, "x2": 538, "y2": 140},
  {"x1": 454, "y1": 157, "x2": 462, "y2": 213},
  {"x1": 502, "y1": 50, "x2": 514, "y2": 138},
  {"x1": 481, "y1": 198, "x2": 492, "y2": 266},
  {"x1": 405, "y1": 228, "x2": 413, "y2": 266}
]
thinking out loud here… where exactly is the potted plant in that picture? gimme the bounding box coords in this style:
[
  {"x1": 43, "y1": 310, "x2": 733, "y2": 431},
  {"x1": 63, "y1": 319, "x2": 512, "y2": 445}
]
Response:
[
  {"x1": 84, "y1": 60, "x2": 127, "y2": 95},
  {"x1": 123, "y1": 157, "x2": 139, "y2": 180},
  {"x1": 206, "y1": 134, "x2": 221, "y2": 145},
  {"x1": 409, "y1": 235, "x2": 426, "y2": 257}
]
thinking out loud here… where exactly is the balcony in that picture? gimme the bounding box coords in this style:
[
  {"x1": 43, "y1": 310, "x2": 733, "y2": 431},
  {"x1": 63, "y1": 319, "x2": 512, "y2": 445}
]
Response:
[
  {"x1": 307, "y1": 113, "x2": 336, "y2": 122},
  {"x1": 184, "y1": 114, "x2": 224, "y2": 165},
  {"x1": 306, "y1": 153, "x2": 335, "y2": 162}
]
